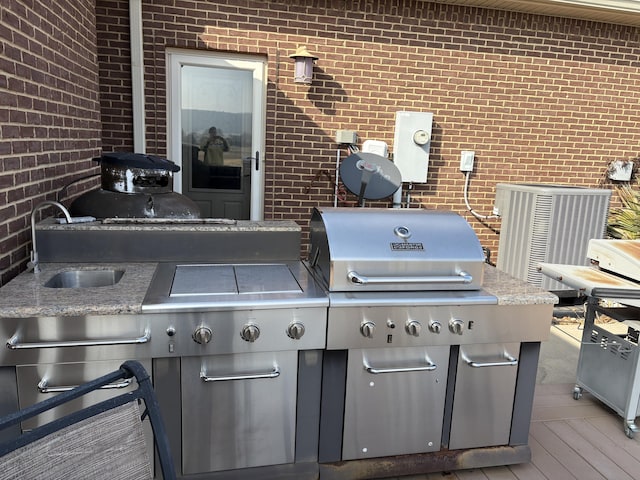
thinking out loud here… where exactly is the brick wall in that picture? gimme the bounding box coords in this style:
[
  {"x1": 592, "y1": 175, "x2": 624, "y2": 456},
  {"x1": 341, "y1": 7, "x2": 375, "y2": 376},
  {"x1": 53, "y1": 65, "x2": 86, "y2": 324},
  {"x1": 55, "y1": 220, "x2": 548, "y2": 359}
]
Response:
[
  {"x1": 94, "y1": 0, "x2": 639, "y2": 259},
  {"x1": 96, "y1": 1, "x2": 134, "y2": 151},
  {"x1": 0, "y1": 0, "x2": 102, "y2": 284},
  {"x1": 3, "y1": 1, "x2": 637, "y2": 283}
]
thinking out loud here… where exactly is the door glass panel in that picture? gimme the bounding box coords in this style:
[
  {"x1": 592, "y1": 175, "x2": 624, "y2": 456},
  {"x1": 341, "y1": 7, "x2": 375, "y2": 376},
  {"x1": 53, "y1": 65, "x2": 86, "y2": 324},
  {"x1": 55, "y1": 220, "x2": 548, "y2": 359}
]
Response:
[{"x1": 181, "y1": 65, "x2": 253, "y2": 218}]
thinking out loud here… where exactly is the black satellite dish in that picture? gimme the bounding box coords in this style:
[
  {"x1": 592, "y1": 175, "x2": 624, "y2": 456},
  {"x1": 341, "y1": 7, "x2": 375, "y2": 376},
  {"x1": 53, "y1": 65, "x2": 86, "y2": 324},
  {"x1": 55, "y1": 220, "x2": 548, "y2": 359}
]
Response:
[{"x1": 339, "y1": 152, "x2": 402, "y2": 206}]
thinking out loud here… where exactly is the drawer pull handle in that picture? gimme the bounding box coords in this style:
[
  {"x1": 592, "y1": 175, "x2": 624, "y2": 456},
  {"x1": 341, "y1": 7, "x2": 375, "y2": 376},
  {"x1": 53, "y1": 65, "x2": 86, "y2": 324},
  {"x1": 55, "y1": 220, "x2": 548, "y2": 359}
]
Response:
[
  {"x1": 37, "y1": 376, "x2": 133, "y2": 394},
  {"x1": 462, "y1": 351, "x2": 518, "y2": 368},
  {"x1": 363, "y1": 357, "x2": 436, "y2": 374},
  {"x1": 6, "y1": 328, "x2": 151, "y2": 350},
  {"x1": 200, "y1": 365, "x2": 280, "y2": 382}
]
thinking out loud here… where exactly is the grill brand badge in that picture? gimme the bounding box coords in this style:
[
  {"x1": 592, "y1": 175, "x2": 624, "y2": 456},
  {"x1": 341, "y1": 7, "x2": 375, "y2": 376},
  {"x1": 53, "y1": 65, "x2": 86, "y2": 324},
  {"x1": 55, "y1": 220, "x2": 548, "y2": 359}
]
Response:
[
  {"x1": 391, "y1": 242, "x2": 424, "y2": 251},
  {"x1": 391, "y1": 225, "x2": 424, "y2": 251}
]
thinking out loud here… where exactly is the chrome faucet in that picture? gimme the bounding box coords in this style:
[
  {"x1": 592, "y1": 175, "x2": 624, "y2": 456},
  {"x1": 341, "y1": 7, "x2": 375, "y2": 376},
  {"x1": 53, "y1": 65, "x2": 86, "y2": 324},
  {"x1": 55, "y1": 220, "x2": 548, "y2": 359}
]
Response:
[{"x1": 29, "y1": 200, "x2": 73, "y2": 274}]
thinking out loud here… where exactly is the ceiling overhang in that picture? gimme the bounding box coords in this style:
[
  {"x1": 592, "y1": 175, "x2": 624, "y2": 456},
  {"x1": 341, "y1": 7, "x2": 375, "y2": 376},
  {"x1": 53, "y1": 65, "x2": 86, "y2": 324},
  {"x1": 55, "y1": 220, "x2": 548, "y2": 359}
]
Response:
[{"x1": 434, "y1": 0, "x2": 640, "y2": 26}]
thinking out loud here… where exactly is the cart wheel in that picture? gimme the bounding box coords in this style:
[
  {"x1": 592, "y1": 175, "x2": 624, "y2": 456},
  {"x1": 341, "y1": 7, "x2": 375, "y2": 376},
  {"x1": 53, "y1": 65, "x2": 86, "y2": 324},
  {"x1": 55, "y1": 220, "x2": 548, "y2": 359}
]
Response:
[
  {"x1": 573, "y1": 386, "x2": 583, "y2": 400},
  {"x1": 625, "y1": 422, "x2": 638, "y2": 439}
]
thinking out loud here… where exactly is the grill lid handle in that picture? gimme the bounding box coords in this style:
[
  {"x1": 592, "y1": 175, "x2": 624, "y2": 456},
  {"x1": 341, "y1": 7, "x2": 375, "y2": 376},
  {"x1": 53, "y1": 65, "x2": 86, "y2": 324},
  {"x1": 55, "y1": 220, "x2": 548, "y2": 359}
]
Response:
[{"x1": 347, "y1": 270, "x2": 473, "y2": 286}]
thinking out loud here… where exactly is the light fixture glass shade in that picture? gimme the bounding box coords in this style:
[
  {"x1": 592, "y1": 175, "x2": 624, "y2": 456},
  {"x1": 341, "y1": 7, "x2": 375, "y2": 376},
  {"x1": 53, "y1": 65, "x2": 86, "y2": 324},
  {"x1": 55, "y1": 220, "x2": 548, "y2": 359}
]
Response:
[
  {"x1": 293, "y1": 57, "x2": 314, "y2": 84},
  {"x1": 289, "y1": 46, "x2": 318, "y2": 85}
]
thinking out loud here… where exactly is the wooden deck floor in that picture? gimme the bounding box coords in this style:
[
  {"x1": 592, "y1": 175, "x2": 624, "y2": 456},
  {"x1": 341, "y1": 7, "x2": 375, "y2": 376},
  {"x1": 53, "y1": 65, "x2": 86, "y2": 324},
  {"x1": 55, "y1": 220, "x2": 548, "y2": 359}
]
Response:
[{"x1": 406, "y1": 383, "x2": 640, "y2": 480}]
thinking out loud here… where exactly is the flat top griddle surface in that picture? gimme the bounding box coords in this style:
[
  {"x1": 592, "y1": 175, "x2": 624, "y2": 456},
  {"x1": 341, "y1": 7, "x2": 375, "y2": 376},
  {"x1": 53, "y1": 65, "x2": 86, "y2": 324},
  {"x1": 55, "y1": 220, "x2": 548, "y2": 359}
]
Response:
[{"x1": 170, "y1": 264, "x2": 302, "y2": 297}]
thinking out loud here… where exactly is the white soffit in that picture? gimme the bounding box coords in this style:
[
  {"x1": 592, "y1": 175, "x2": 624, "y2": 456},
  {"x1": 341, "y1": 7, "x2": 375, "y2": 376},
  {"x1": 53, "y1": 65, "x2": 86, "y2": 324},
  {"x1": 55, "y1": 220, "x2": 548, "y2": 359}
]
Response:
[{"x1": 433, "y1": 0, "x2": 640, "y2": 26}]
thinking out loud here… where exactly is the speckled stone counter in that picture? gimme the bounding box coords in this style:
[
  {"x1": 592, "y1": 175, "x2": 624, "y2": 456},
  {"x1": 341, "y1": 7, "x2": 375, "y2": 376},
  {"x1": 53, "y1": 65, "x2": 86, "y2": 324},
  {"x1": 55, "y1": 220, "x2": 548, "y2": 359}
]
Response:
[
  {"x1": 0, "y1": 261, "x2": 557, "y2": 319},
  {"x1": 35, "y1": 218, "x2": 300, "y2": 232},
  {"x1": 0, "y1": 263, "x2": 157, "y2": 317},
  {"x1": 483, "y1": 265, "x2": 558, "y2": 306}
]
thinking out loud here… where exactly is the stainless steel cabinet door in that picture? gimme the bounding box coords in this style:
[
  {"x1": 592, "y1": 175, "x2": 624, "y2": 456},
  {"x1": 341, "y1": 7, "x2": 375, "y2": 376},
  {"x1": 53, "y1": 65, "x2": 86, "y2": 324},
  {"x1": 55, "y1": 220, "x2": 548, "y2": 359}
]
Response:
[
  {"x1": 16, "y1": 359, "x2": 153, "y2": 430},
  {"x1": 342, "y1": 346, "x2": 449, "y2": 460},
  {"x1": 181, "y1": 351, "x2": 297, "y2": 474},
  {"x1": 449, "y1": 343, "x2": 520, "y2": 450}
]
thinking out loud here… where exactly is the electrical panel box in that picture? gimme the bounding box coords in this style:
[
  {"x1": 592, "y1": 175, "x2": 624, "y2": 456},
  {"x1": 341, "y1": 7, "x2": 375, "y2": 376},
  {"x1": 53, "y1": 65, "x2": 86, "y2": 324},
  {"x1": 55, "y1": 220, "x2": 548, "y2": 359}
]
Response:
[
  {"x1": 495, "y1": 183, "x2": 612, "y2": 294},
  {"x1": 392, "y1": 111, "x2": 433, "y2": 183}
]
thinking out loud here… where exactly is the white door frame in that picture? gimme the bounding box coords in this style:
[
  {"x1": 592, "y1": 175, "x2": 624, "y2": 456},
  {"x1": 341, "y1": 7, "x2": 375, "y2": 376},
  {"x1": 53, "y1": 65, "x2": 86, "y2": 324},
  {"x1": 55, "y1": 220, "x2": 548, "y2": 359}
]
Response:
[{"x1": 166, "y1": 48, "x2": 266, "y2": 220}]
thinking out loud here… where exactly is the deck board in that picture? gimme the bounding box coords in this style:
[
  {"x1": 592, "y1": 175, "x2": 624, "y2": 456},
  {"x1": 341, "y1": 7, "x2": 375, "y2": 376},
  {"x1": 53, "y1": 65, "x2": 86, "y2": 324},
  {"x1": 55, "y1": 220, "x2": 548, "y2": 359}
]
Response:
[{"x1": 396, "y1": 383, "x2": 640, "y2": 480}]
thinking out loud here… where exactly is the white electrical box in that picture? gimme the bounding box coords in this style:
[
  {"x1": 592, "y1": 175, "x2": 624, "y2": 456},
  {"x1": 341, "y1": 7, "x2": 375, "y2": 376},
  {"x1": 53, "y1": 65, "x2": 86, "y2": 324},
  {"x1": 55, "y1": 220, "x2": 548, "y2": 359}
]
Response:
[
  {"x1": 460, "y1": 151, "x2": 475, "y2": 172},
  {"x1": 362, "y1": 140, "x2": 389, "y2": 157},
  {"x1": 335, "y1": 130, "x2": 357, "y2": 144},
  {"x1": 392, "y1": 111, "x2": 433, "y2": 183}
]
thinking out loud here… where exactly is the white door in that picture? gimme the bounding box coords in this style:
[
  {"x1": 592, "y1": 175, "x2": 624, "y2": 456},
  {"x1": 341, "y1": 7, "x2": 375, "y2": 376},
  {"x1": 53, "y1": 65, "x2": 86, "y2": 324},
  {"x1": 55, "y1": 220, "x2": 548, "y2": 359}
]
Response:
[{"x1": 167, "y1": 49, "x2": 266, "y2": 220}]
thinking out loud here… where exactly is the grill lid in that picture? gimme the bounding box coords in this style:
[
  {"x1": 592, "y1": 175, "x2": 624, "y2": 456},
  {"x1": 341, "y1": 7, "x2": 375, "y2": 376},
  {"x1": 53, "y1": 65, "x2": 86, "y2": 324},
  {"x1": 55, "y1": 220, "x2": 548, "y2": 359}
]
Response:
[
  {"x1": 308, "y1": 207, "x2": 485, "y2": 292},
  {"x1": 95, "y1": 152, "x2": 181, "y2": 172}
]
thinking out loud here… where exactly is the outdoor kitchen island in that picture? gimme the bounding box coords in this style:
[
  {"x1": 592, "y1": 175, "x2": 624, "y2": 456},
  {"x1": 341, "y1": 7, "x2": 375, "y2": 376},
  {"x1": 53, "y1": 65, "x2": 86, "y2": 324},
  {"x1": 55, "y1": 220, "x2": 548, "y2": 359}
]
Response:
[{"x1": 0, "y1": 215, "x2": 557, "y2": 480}]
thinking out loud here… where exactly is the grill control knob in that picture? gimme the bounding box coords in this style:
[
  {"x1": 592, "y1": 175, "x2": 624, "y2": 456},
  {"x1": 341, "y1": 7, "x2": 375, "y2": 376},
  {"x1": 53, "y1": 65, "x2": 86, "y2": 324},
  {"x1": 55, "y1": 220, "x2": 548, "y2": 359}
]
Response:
[
  {"x1": 429, "y1": 321, "x2": 442, "y2": 334},
  {"x1": 449, "y1": 318, "x2": 464, "y2": 335},
  {"x1": 241, "y1": 324, "x2": 261, "y2": 343},
  {"x1": 287, "y1": 322, "x2": 305, "y2": 340},
  {"x1": 405, "y1": 320, "x2": 422, "y2": 337},
  {"x1": 360, "y1": 321, "x2": 376, "y2": 338},
  {"x1": 192, "y1": 326, "x2": 212, "y2": 344}
]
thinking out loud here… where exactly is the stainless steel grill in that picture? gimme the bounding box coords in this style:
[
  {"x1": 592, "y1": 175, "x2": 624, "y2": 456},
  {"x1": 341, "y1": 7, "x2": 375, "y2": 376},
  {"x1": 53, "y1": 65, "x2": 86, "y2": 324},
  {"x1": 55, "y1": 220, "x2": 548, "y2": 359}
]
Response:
[
  {"x1": 307, "y1": 207, "x2": 550, "y2": 477},
  {"x1": 308, "y1": 207, "x2": 485, "y2": 292},
  {"x1": 142, "y1": 252, "x2": 328, "y2": 476},
  {"x1": 539, "y1": 239, "x2": 640, "y2": 438}
]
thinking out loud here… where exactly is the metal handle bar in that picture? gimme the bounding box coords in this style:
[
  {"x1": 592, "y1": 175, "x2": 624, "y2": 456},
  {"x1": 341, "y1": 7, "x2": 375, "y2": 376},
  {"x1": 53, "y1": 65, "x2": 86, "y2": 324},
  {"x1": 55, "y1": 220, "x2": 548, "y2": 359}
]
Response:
[
  {"x1": 37, "y1": 376, "x2": 133, "y2": 394},
  {"x1": 364, "y1": 357, "x2": 437, "y2": 374},
  {"x1": 462, "y1": 351, "x2": 518, "y2": 368},
  {"x1": 6, "y1": 328, "x2": 151, "y2": 350},
  {"x1": 200, "y1": 365, "x2": 280, "y2": 382},
  {"x1": 348, "y1": 271, "x2": 472, "y2": 286}
]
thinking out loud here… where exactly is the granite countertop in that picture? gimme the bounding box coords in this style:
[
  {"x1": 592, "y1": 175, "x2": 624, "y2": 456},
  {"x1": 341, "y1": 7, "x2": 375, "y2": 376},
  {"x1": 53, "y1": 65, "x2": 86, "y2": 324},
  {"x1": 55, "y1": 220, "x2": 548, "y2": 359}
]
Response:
[
  {"x1": 0, "y1": 262, "x2": 557, "y2": 319},
  {"x1": 0, "y1": 263, "x2": 158, "y2": 317},
  {"x1": 483, "y1": 266, "x2": 559, "y2": 306},
  {"x1": 35, "y1": 218, "x2": 300, "y2": 232}
]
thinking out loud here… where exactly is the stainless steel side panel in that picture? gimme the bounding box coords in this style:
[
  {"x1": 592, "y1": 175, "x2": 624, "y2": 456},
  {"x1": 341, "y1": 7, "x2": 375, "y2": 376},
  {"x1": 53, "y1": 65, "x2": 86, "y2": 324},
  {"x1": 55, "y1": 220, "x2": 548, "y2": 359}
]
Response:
[
  {"x1": 181, "y1": 351, "x2": 298, "y2": 473},
  {"x1": 326, "y1": 303, "x2": 552, "y2": 350},
  {"x1": 342, "y1": 346, "x2": 449, "y2": 460},
  {"x1": 448, "y1": 343, "x2": 519, "y2": 450},
  {"x1": 146, "y1": 307, "x2": 327, "y2": 357},
  {"x1": 575, "y1": 324, "x2": 640, "y2": 417}
]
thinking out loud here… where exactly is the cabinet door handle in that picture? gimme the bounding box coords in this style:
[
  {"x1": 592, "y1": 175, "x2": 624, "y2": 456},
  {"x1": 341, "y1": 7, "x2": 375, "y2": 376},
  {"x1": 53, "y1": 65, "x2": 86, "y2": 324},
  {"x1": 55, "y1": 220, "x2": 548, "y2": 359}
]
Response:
[
  {"x1": 363, "y1": 357, "x2": 437, "y2": 374},
  {"x1": 200, "y1": 365, "x2": 280, "y2": 382},
  {"x1": 462, "y1": 351, "x2": 518, "y2": 368},
  {"x1": 37, "y1": 376, "x2": 133, "y2": 394},
  {"x1": 6, "y1": 328, "x2": 151, "y2": 349}
]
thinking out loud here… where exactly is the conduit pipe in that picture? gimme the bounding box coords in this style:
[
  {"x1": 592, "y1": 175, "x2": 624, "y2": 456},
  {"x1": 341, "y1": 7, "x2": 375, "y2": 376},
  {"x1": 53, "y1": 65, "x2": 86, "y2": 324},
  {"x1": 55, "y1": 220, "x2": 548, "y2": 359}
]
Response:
[{"x1": 129, "y1": 0, "x2": 146, "y2": 153}]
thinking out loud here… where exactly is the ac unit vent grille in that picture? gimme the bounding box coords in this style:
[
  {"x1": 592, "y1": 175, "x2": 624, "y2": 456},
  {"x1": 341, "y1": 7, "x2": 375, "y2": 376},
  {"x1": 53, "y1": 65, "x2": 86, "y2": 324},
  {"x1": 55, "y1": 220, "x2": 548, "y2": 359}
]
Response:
[{"x1": 495, "y1": 184, "x2": 611, "y2": 293}]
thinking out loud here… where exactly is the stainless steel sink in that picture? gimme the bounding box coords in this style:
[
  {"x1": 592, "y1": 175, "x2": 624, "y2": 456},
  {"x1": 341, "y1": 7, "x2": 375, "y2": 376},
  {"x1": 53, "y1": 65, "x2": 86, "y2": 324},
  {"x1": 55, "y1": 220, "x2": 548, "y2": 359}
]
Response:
[{"x1": 44, "y1": 269, "x2": 125, "y2": 289}]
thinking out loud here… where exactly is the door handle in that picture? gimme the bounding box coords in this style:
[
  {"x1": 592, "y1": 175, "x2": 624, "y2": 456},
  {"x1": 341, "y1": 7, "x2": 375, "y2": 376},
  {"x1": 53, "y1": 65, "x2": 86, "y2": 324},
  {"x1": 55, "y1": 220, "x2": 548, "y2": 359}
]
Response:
[
  {"x1": 37, "y1": 376, "x2": 133, "y2": 394},
  {"x1": 200, "y1": 364, "x2": 280, "y2": 382},
  {"x1": 255, "y1": 151, "x2": 259, "y2": 171},
  {"x1": 462, "y1": 351, "x2": 518, "y2": 368},
  {"x1": 363, "y1": 356, "x2": 437, "y2": 374},
  {"x1": 6, "y1": 328, "x2": 151, "y2": 349}
]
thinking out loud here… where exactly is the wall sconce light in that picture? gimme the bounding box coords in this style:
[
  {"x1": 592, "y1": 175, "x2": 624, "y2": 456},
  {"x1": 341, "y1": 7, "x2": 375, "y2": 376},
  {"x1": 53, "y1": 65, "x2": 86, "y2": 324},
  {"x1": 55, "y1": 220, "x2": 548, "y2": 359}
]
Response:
[{"x1": 289, "y1": 46, "x2": 318, "y2": 85}]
